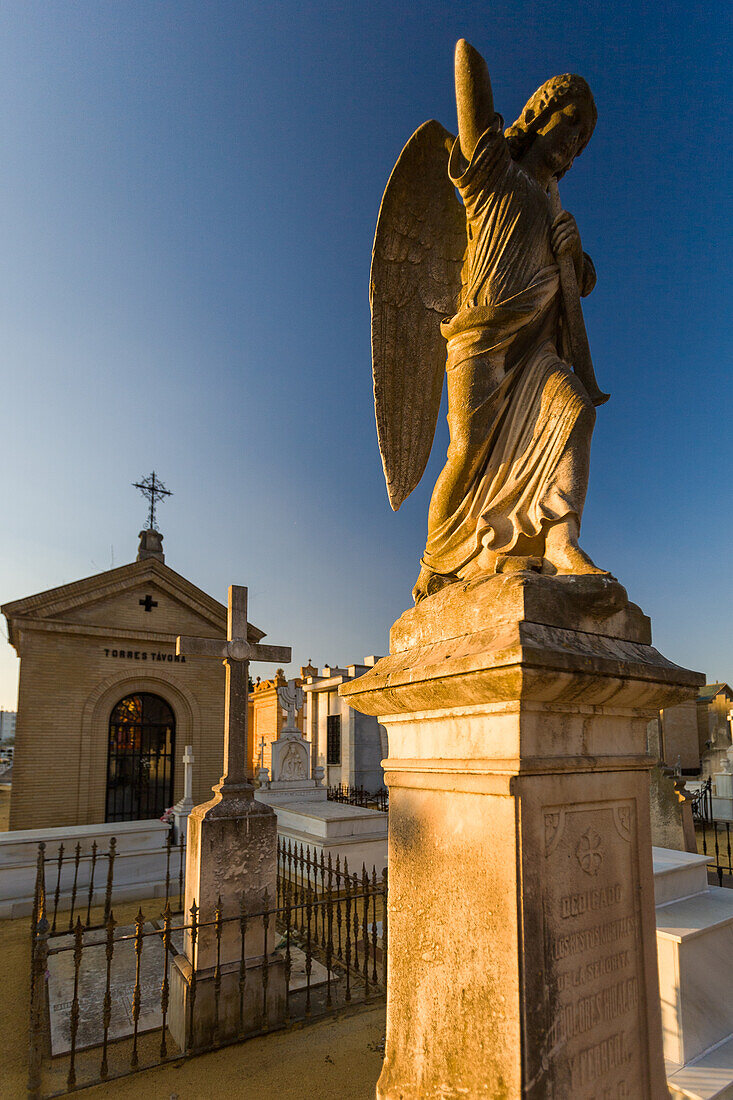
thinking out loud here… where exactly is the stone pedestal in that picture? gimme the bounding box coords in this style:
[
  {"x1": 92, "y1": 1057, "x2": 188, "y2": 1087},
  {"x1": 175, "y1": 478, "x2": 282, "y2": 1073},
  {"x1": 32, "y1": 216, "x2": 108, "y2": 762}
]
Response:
[
  {"x1": 340, "y1": 572, "x2": 703, "y2": 1100},
  {"x1": 169, "y1": 791, "x2": 286, "y2": 1052}
]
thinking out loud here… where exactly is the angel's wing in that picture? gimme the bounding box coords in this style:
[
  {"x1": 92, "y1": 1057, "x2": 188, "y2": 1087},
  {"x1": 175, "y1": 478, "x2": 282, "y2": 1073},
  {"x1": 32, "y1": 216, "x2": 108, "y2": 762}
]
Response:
[{"x1": 371, "y1": 119, "x2": 466, "y2": 512}]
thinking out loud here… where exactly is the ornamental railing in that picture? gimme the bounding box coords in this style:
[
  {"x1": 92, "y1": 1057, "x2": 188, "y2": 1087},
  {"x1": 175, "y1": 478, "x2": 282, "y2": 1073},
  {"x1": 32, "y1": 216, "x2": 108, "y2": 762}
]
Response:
[
  {"x1": 327, "y1": 783, "x2": 388, "y2": 812},
  {"x1": 696, "y1": 815, "x2": 733, "y2": 887},
  {"x1": 30, "y1": 830, "x2": 186, "y2": 940},
  {"x1": 28, "y1": 840, "x2": 386, "y2": 1098},
  {"x1": 690, "y1": 776, "x2": 713, "y2": 824}
]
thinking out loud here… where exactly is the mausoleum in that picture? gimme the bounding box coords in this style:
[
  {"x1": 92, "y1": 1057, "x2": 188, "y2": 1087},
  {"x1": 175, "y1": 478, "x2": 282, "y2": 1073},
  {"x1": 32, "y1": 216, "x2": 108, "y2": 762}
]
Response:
[{"x1": 1, "y1": 528, "x2": 269, "y2": 830}]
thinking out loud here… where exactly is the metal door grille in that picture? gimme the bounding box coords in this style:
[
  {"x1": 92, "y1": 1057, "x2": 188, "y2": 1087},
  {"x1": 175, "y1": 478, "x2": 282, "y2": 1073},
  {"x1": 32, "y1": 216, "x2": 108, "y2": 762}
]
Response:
[{"x1": 106, "y1": 693, "x2": 175, "y2": 822}]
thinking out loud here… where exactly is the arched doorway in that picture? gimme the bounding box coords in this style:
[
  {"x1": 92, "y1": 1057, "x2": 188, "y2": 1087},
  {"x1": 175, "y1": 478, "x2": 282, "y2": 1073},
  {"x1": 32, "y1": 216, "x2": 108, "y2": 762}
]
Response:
[{"x1": 106, "y1": 693, "x2": 175, "y2": 822}]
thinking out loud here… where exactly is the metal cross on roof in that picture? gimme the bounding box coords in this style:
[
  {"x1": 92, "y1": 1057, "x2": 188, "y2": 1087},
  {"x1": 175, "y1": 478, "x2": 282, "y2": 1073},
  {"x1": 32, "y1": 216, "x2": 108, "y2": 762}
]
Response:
[
  {"x1": 133, "y1": 471, "x2": 172, "y2": 531},
  {"x1": 176, "y1": 585, "x2": 291, "y2": 797}
]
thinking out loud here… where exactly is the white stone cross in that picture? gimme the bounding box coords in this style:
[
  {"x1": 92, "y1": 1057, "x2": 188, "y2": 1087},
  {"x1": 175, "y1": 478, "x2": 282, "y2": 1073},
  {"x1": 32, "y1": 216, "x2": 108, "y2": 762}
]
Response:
[
  {"x1": 182, "y1": 744, "x2": 194, "y2": 804},
  {"x1": 172, "y1": 744, "x2": 195, "y2": 840},
  {"x1": 177, "y1": 585, "x2": 291, "y2": 795},
  {"x1": 277, "y1": 679, "x2": 303, "y2": 731}
]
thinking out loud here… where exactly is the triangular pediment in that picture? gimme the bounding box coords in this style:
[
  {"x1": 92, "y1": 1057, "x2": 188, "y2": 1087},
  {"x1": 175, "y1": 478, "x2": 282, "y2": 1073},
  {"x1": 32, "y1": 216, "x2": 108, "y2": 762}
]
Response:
[{"x1": 2, "y1": 559, "x2": 266, "y2": 649}]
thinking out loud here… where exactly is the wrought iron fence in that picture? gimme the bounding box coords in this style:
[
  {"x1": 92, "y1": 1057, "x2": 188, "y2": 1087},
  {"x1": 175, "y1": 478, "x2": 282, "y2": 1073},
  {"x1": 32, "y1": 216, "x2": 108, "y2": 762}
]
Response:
[
  {"x1": 28, "y1": 840, "x2": 387, "y2": 1098},
  {"x1": 327, "y1": 783, "x2": 388, "y2": 812},
  {"x1": 30, "y1": 829, "x2": 186, "y2": 940},
  {"x1": 696, "y1": 815, "x2": 733, "y2": 886},
  {"x1": 690, "y1": 776, "x2": 713, "y2": 824}
]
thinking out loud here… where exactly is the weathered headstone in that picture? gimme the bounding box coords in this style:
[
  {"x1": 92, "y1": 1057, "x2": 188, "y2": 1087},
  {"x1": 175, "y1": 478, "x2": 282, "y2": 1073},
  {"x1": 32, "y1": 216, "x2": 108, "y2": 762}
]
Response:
[
  {"x1": 47, "y1": 922, "x2": 166, "y2": 1055},
  {"x1": 169, "y1": 585, "x2": 291, "y2": 1051}
]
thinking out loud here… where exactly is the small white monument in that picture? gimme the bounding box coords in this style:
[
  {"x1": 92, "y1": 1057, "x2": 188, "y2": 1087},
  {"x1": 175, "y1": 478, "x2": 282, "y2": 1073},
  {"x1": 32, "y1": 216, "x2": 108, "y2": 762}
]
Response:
[
  {"x1": 172, "y1": 744, "x2": 195, "y2": 841},
  {"x1": 255, "y1": 679, "x2": 387, "y2": 872},
  {"x1": 712, "y1": 746, "x2": 733, "y2": 821},
  {"x1": 257, "y1": 681, "x2": 323, "y2": 804}
]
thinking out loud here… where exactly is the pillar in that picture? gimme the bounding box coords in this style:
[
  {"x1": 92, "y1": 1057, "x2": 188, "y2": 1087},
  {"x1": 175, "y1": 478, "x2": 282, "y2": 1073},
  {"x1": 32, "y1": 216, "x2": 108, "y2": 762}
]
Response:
[{"x1": 341, "y1": 572, "x2": 703, "y2": 1099}]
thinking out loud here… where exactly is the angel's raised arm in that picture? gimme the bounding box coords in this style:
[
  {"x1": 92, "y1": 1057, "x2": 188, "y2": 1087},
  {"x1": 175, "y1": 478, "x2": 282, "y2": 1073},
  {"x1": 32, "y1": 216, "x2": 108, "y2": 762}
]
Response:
[{"x1": 454, "y1": 39, "x2": 495, "y2": 162}]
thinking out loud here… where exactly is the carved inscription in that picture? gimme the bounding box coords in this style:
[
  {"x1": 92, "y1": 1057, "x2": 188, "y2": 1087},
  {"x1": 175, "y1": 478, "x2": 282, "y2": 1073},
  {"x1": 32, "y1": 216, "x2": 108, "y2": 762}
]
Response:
[{"x1": 541, "y1": 802, "x2": 644, "y2": 1098}]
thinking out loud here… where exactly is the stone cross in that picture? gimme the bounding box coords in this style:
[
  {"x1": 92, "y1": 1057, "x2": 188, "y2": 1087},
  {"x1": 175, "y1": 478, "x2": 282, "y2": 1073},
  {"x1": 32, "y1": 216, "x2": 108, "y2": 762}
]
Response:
[
  {"x1": 176, "y1": 585, "x2": 291, "y2": 795},
  {"x1": 277, "y1": 679, "x2": 303, "y2": 731}
]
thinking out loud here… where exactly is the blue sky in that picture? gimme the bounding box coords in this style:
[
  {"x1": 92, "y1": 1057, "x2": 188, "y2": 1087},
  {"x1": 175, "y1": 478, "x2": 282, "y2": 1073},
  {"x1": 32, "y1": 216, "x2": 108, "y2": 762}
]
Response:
[{"x1": 1, "y1": 0, "x2": 731, "y2": 707}]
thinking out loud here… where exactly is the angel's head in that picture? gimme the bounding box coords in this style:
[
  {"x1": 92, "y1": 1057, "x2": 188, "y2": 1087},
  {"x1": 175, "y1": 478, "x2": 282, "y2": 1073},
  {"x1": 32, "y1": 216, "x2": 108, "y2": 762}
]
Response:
[{"x1": 505, "y1": 74, "x2": 596, "y2": 181}]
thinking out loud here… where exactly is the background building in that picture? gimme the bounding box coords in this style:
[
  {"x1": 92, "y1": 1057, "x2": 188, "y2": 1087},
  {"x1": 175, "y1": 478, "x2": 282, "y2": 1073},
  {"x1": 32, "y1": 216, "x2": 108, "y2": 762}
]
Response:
[
  {"x1": 303, "y1": 659, "x2": 387, "y2": 792},
  {"x1": 660, "y1": 681, "x2": 733, "y2": 775},
  {"x1": 0, "y1": 709, "x2": 16, "y2": 743}
]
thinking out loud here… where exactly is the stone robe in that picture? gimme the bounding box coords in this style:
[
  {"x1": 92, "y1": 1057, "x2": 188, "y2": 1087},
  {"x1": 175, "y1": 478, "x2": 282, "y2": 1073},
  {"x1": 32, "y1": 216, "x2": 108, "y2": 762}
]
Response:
[{"x1": 422, "y1": 116, "x2": 596, "y2": 578}]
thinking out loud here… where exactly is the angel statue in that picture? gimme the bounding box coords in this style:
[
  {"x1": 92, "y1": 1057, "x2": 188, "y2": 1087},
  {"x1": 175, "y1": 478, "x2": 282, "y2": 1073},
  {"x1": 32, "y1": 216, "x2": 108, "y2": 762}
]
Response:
[{"x1": 371, "y1": 40, "x2": 611, "y2": 604}]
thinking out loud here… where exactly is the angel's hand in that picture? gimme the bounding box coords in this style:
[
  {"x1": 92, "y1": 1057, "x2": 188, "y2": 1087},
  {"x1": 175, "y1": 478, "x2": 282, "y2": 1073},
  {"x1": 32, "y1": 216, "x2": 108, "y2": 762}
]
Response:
[{"x1": 551, "y1": 211, "x2": 583, "y2": 281}]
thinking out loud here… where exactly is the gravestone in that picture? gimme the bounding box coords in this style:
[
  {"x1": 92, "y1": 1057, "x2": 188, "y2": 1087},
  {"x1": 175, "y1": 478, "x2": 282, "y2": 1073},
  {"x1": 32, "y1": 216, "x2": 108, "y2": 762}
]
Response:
[
  {"x1": 271, "y1": 680, "x2": 309, "y2": 783},
  {"x1": 47, "y1": 922, "x2": 166, "y2": 1055},
  {"x1": 345, "y1": 32, "x2": 708, "y2": 1099},
  {"x1": 169, "y1": 585, "x2": 292, "y2": 1052}
]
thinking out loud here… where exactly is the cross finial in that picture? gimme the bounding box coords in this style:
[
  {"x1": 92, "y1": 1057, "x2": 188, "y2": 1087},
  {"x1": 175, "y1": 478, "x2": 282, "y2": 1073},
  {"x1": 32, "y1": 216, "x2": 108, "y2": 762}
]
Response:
[
  {"x1": 176, "y1": 585, "x2": 291, "y2": 798},
  {"x1": 133, "y1": 471, "x2": 172, "y2": 532}
]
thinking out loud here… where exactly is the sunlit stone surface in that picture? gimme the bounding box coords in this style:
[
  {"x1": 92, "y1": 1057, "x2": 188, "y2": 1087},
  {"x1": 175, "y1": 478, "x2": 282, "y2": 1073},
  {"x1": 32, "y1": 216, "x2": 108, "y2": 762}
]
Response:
[{"x1": 343, "y1": 572, "x2": 703, "y2": 1098}]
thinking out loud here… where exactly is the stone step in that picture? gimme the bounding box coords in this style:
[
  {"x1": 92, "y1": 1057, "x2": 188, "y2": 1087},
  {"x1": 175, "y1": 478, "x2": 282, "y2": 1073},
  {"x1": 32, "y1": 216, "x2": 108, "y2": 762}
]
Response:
[
  {"x1": 657, "y1": 887, "x2": 733, "y2": 1065},
  {"x1": 657, "y1": 886, "x2": 733, "y2": 943},
  {"x1": 653, "y1": 846, "x2": 711, "y2": 906},
  {"x1": 667, "y1": 1032, "x2": 733, "y2": 1100}
]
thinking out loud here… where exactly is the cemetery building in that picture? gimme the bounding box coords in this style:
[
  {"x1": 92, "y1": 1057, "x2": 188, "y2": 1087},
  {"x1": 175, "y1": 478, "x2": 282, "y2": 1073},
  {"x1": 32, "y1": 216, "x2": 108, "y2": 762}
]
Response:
[
  {"x1": 660, "y1": 681, "x2": 733, "y2": 775},
  {"x1": 303, "y1": 659, "x2": 387, "y2": 792},
  {"x1": 697, "y1": 681, "x2": 733, "y2": 748},
  {"x1": 1, "y1": 529, "x2": 270, "y2": 831}
]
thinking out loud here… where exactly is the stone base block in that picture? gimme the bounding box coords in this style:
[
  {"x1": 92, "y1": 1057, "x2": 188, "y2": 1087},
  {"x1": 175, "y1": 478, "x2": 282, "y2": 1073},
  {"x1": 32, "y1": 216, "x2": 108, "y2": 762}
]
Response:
[
  {"x1": 183, "y1": 793, "x2": 277, "y2": 969},
  {"x1": 376, "y1": 765, "x2": 666, "y2": 1099},
  {"x1": 169, "y1": 952, "x2": 286, "y2": 1053}
]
